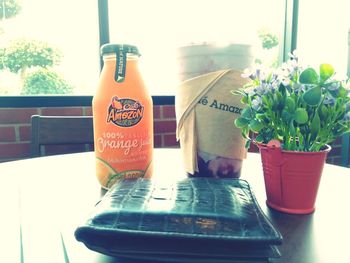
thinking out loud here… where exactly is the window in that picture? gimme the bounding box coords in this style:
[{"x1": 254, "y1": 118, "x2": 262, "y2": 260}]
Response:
[
  {"x1": 297, "y1": 0, "x2": 350, "y2": 77},
  {"x1": 0, "y1": 0, "x2": 100, "y2": 96},
  {"x1": 108, "y1": 0, "x2": 286, "y2": 95},
  {"x1": 0, "y1": 0, "x2": 290, "y2": 102}
]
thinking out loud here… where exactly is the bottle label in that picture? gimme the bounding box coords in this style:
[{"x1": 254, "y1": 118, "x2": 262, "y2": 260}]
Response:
[
  {"x1": 113, "y1": 44, "x2": 140, "y2": 83},
  {"x1": 115, "y1": 45, "x2": 126, "y2": 83},
  {"x1": 107, "y1": 96, "x2": 144, "y2": 127}
]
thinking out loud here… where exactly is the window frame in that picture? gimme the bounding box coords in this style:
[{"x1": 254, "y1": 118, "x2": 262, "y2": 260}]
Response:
[
  {"x1": 0, "y1": 95, "x2": 174, "y2": 107},
  {"x1": 0, "y1": 0, "x2": 298, "y2": 108}
]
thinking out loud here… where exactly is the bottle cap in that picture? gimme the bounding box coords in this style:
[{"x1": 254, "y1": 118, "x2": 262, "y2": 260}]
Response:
[{"x1": 100, "y1": 44, "x2": 140, "y2": 57}]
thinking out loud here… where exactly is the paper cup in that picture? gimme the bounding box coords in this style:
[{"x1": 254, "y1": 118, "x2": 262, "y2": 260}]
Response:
[{"x1": 176, "y1": 69, "x2": 248, "y2": 178}]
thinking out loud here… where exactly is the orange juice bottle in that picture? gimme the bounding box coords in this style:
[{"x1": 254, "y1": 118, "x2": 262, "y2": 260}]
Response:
[{"x1": 92, "y1": 44, "x2": 153, "y2": 189}]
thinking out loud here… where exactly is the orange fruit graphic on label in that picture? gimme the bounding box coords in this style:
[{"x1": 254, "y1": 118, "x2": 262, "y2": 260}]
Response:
[{"x1": 95, "y1": 157, "x2": 119, "y2": 189}]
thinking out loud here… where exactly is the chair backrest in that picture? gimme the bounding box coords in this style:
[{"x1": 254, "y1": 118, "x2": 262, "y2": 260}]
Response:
[
  {"x1": 341, "y1": 133, "x2": 350, "y2": 167},
  {"x1": 30, "y1": 115, "x2": 94, "y2": 157}
]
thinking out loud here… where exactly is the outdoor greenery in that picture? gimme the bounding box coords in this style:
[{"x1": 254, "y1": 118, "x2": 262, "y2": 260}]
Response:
[
  {"x1": 234, "y1": 51, "x2": 350, "y2": 152},
  {"x1": 255, "y1": 28, "x2": 279, "y2": 67},
  {"x1": 21, "y1": 68, "x2": 73, "y2": 95},
  {"x1": 1, "y1": 38, "x2": 61, "y2": 77},
  {"x1": 0, "y1": 0, "x2": 21, "y2": 19},
  {"x1": 0, "y1": 0, "x2": 74, "y2": 95},
  {"x1": 258, "y1": 28, "x2": 279, "y2": 50}
]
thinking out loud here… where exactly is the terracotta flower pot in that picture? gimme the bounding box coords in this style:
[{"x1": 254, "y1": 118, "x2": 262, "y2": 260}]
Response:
[{"x1": 256, "y1": 140, "x2": 331, "y2": 214}]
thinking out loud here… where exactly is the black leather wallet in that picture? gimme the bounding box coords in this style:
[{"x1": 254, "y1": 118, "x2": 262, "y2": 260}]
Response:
[{"x1": 75, "y1": 178, "x2": 282, "y2": 262}]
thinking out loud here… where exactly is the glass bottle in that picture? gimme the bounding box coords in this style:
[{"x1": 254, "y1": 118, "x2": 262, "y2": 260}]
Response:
[{"x1": 92, "y1": 44, "x2": 153, "y2": 189}]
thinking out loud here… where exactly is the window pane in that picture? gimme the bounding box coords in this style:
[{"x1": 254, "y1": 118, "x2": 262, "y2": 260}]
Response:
[
  {"x1": 297, "y1": 1, "x2": 350, "y2": 77},
  {"x1": 108, "y1": 0, "x2": 285, "y2": 95},
  {"x1": 0, "y1": 0, "x2": 100, "y2": 95}
]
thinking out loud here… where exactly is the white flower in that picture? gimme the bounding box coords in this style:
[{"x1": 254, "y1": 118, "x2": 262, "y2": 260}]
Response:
[
  {"x1": 323, "y1": 95, "x2": 336, "y2": 106},
  {"x1": 344, "y1": 80, "x2": 350, "y2": 91},
  {"x1": 328, "y1": 82, "x2": 340, "y2": 92},
  {"x1": 252, "y1": 97, "x2": 262, "y2": 110},
  {"x1": 288, "y1": 50, "x2": 298, "y2": 61},
  {"x1": 281, "y1": 78, "x2": 291, "y2": 87},
  {"x1": 287, "y1": 58, "x2": 298, "y2": 69},
  {"x1": 241, "y1": 68, "x2": 254, "y2": 79}
]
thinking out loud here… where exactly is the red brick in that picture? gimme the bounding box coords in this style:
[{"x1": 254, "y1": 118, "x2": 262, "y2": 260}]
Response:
[
  {"x1": 83, "y1": 106, "x2": 93, "y2": 116},
  {"x1": 19, "y1": 125, "x2": 31, "y2": 141},
  {"x1": 41, "y1": 107, "x2": 83, "y2": 116},
  {"x1": 0, "y1": 143, "x2": 30, "y2": 159},
  {"x1": 162, "y1": 105, "x2": 176, "y2": 119},
  {"x1": 327, "y1": 156, "x2": 347, "y2": 166},
  {"x1": 154, "y1": 135, "x2": 162, "y2": 148},
  {"x1": 163, "y1": 134, "x2": 180, "y2": 147},
  {"x1": 326, "y1": 157, "x2": 334, "y2": 164},
  {"x1": 327, "y1": 146, "x2": 341, "y2": 156},
  {"x1": 154, "y1": 120, "x2": 177, "y2": 134},
  {"x1": 248, "y1": 142, "x2": 259, "y2": 153},
  {"x1": 153, "y1": 106, "x2": 161, "y2": 120},
  {"x1": 333, "y1": 136, "x2": 343, "y2": 145},
  {"x1": 0, "y1": 108, "x2": 38, "y2": 124},
  {"x1": 331, "y1": 156, "x2": 344, "y2": 166},
  {"x1": 0, "y1": 126, "x2": 16, "y2": 142},
  {"x1": 88, "y1": 143, "x2": 95, "y2": 151}
]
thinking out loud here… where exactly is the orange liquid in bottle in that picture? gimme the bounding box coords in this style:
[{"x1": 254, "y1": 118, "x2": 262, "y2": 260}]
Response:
[{"x1": 92, "y1": 44, "x2": 153, "y2": 189}]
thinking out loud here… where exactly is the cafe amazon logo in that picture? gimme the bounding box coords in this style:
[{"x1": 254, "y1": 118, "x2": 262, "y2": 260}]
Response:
[{"x1": 107, "y1": 96, "x2": 144, "y2": 127}]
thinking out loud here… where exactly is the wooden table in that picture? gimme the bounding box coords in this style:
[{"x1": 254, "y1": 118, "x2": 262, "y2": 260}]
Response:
[{"x1": 0, "y1": 149, "x2": 349, "y2": 263}]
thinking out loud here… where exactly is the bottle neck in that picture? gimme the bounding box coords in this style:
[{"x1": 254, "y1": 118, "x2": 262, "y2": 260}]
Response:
[
  {"x1": 102, "y1": 54, "x2": 140, "y2": 83},
  {"x1": 103, "y1": 53, "x2": 140, "y2": 61}
]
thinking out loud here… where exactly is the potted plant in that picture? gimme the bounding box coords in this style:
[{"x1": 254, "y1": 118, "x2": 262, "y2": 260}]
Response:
[{"x1": 234, "y1": 51, "x2": 350, "y2": 214}]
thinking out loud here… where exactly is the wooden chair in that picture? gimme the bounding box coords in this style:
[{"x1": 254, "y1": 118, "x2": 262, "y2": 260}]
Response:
[
  {"x1": 340, "y1": 133, "x2": 350, "y2": 167},
  {"x1": 30, "y1": 115, "x2": 94, "y2": 157}
]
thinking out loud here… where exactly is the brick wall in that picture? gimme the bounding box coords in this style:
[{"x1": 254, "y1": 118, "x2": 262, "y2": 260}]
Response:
[
  {"x1": 0, "y1": 105, "x2": 348, "y2": 166},
  {"x1": 326, "y1": 136, "x2": 348, "y2": 166},
  {"x1": 0, "y1": 105, "x2": 179, "y2": 162}
]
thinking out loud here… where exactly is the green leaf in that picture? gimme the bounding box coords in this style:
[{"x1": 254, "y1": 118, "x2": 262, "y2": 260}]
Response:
[
  {"x1": 241, "y1": 108, "x2": 252, "y2": 119},
  {"x1": 337, "y1": 85, "x2": 348, "y2": 98},
  {"x1": 302, "y1": 86, "x2": 322, "y2": 106},
  {"x1": 299, "y1": 68, "x2": 319, "y2": 84},
  {"x1": 310, "y1": 112, "x2": 320, "y2": 141},
  {"x1": 318, "y1": 104, "x2": 328, "y2": 120},
  {"x1": 278, "y1": 83, "x2": 286, "y2": 94},
  {"x1": 282, "y1": 109, "x2": 291, "y2": 123},
  {"x1": 242, "y1": 127, "x2": 250, "y2": 139},
  {"x1": 285, "y1": 97, "x2": 295, "y2": 112},
  {"x1": 320, "y1": 64, "x2": 334, "y2": 82},
  {"x1": 231, "y1": 89, "x2": 242, "y2": 96},
  {"x1": 289, "y1": 120, "x2": 296, "y2": 136},
  {"x1": 255, "y1": 133, "x2": 265, "y2": 143},
  {"x1": 276, "y1": 91, "x2": 285, "y2": 109},
  {"x1": 249, "y1": 119, "x2": 264, "y2": 132},
  {"x1": 294, "y1": 108, "x2": 308, "y2": 124},
  {"x1": 277, "y1": 129, "x2": 284, "y2": 137},
  {"x1": 298, "y1": 136, "x2": 304, "y2": 150},
  {"x1": 241, "y1": 96, "x2": 248, "y2": 104},
  {"x1": 256, "y1": 113, "x2": 266, "y2": 121},
  {"x1": 234, "y1": 117, "x2": 250, "y2": 128},
  {"x1": 261, "y1": 95, "x2": 270, "y2": 107}
]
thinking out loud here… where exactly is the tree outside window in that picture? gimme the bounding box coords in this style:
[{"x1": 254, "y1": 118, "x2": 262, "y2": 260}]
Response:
[{"x1": 0, "y1": 0, "x2": 75, "y2": 95}]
